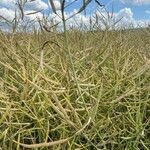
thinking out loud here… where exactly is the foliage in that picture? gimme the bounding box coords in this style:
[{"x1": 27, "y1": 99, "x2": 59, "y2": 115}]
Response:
[{"x1": 0, "y1": 0, "x2": 150, "y2": 149}]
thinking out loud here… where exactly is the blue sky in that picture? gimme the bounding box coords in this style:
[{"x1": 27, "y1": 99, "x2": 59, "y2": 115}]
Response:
[
  {"x1": 0, "y1": 0, "x2": 150, "y2": 30},
  {"x1": 102, "y1": 0, "x2": 150, "y2": 20},
  {"x1": 56, "y1": 0, "x2": 150, "y2": 20}
]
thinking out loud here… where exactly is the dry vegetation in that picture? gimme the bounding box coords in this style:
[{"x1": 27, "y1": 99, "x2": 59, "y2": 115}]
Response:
[
  {"x1": 0, "y1": 1, "x2": 150, "y2": 149},
  {"x1": 0, "y1": 27, "x2": 150, "y2": 149}
]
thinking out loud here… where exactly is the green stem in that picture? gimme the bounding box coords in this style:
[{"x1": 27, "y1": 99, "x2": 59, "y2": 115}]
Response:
[{"x1": 61, "y1": 10, "x2": 89, "y2": 116}]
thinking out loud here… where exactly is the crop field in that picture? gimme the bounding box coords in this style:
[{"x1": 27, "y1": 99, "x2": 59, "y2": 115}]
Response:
[
  {"x1": 0, "y1": 26, "x2": 149, "y2": 149},
  {"x1": 0, "y1": 0, "x2": 150, "y2": 145}
]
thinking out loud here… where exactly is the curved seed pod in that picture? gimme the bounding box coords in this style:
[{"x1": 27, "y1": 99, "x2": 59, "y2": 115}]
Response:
[
  {"x1": 95, "y1": 0, "x2": 104, "y2": 7},
  {"x1": 25, "y1": 9, "x2": 43, "y2": 15},
  {"x1": 78, "y1": 0, "x2": 92, "y2": 14},
  {"x1": 49, "y1": 0, "x2": 57, "y2": 14}
]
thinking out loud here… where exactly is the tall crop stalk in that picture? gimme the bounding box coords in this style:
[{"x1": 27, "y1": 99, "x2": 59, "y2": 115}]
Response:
[{"x1": 60, "y1": 0, "x2": 90, "y2": 115}]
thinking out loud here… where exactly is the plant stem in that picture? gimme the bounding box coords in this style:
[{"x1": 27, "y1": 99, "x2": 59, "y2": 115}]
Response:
[{"x1": 61, "y1": 9, "x2": 89, "y2": 116}]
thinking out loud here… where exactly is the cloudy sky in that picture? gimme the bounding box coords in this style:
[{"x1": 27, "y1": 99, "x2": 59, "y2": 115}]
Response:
[{"x1": 0, "y1": 0, "x2": 150, "y2": 30}]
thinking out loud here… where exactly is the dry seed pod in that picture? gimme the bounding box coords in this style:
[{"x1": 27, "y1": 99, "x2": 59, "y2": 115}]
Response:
[{"x1": 49, "y1": 0, "x2": 57, "y2": 14}]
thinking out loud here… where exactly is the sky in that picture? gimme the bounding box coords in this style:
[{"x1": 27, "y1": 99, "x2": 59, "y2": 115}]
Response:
[{"x1": 0, "y1": 0, "x2": 150, "y2": 31}]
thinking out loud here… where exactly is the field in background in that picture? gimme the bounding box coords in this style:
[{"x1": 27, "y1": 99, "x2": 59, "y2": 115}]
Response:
[{"x1": 0, "y1": 27, "x2": 150, "y2": 149}]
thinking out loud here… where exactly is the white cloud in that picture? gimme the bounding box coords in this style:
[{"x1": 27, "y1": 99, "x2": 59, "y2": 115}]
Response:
[
  {"x1": 0, "y1": 0, "x2": 48, "y2": 26},
  {"x1": 0, "y1": 0, "x2": 49, "y2": 31},
  {"x1": 0, "y1": 0, "x2": 48, "y2": 11},
  {"x1": 0, "y1": 8, "x2": 15, "y2": 21},
  {"x1": 24, "y1": 0, "x2": 48, "y2": 11},
  {"x1": 115, "y1": 8, "x2": 134, "y2": 27},
  {"x1": 120, "y1": 0, "x2": 150, "y2": 5},
  {"x1": 77, "y1": 7, "x2": 149, "y2": 29},
  {"x1": 25, "y1": 7, "x2": 150, "y2": 30},
  {"x1": 48, "y1": 0, "x2": 61, "y2": 10},
  {"x1": 0, "y1": 0, "x2": 149, "y2": 32},
  {"x1": 0, "y1": 0, "x2": 17, "y2": 10},
  {"x1": 82, "y1": 8, "x2": 135, "y2": 29},
  {"x1": 108, "y1": 8, "x2": 150, "y2": 28},
  {"x1": 135, "y1": 19, "x2": 150, "y2": 27},
  {"x1": 45, "y1": 8, "x2": 136, "y2": 30},
  {"x1": 25, "y1": 10, "x2": 43, "y2": 20}
]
